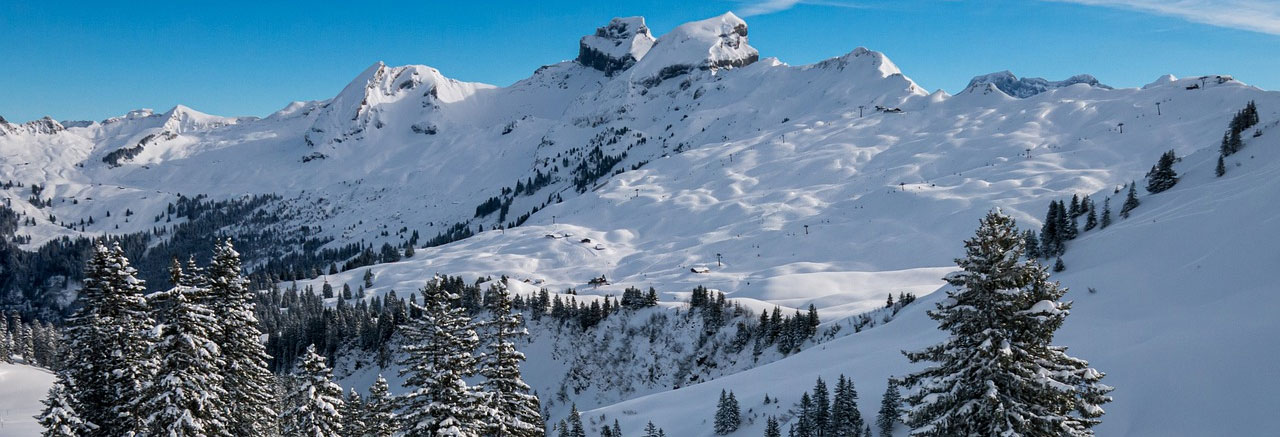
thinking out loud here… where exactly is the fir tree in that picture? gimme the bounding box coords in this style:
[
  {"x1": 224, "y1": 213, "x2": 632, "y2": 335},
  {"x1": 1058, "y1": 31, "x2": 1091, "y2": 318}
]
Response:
[
  {"x1": 206, "y1": 239, "x2": 278, "y2": 436},
  {"x1": 1216, "y1": 155, "x2": 1226, "y2": 177},
  {"x1": 611, "y1": 420, "x2": 622, "y2": 437},
  {"x1": 139, "y1": 285, "x2": 231, "y2": 437},
  {"x1": 1022, "y1": 230, "x2": 1040, "y2": 260},
  {"x1": 830, "y1": 375, "x2": 864, "y2": 437},
  {"x1": 876, "y1": 381, "x2": 900, "y2": 437},
  {"x1": 643, "y1": 422, "x2": 664, "y2": 437},
  {"x1": 1058, "y1": 201, "x2": 1077, "y2": 241},
  {"x1": 398, "y1": 279, "x2": 488, "y2": 437},
  {"x1": 477, "y1": 284, "x2": 543, "y2": 437},
  {"x1": 62, "y1": 243, "x2": 155, "y2": 436},
  {"x1": 1121, "y1": 183, "x2": 1140, "y2": 218},
  {"x1": 341, "y1": 389, "x2": 367, "y2": 437},
  {"x1": 1084, "y1": 204, "x2": 1098, "y2": 232},
  {"x1": 567, "y1": 404, "x2": 586, "y2": 437},
  {"x1": 765, "y1": 416, "x2": 782, "y2": 437},
  {"x1": 282, "y1": 345, "x2": 344, "y2": 437},
  {"x1": 898, "y1": 210, "x2": 1112, "y2": 436},
  {"x1": 715, "y1": 390, "x2": 742, "y2": 434},
  {"x1": 1100, "y1": 198, "x2": 1112, "y2": 229},
  {"x1": 37, "y1": 374, "x2": 92, "y2": 437},
  {"x1": 812, "y1": 378, "x2": 831, "y2": 435},
  {"x1": 0, "y1": 312, "x2": 11, "y2": 363},
  {"x1": 1054, "y1": 257, "x2": 1066, "y2": 272},
  {"x1": 1146, "y1": 150, "x2": 1178, "y2": 193},
  {"x1": 364, "y1": 376, "x2": 399, "y2": 437},
  {"x1": 794, "y1": 392, "x2": 815, "y2": 437}
]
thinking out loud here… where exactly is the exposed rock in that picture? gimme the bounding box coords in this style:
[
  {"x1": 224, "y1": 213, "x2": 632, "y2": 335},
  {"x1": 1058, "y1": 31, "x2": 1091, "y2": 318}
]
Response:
[{"x1": 577, "y1": 17, "x2": 655, "y2": 76}]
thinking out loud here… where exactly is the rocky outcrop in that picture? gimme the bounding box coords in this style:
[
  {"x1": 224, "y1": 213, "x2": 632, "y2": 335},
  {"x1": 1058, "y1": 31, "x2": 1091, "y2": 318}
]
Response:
[
  {"x1": 628, "y1": 12, "x2": 759, "y2": 86},
  {"x1": 577, "y1": 17, "x2": 655, "y2": 76}
]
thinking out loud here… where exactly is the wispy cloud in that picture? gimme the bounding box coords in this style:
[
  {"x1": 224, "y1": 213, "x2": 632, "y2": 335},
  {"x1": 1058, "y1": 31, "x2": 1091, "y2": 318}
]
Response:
[
  {"x1": 1047, "y1": 0, "x2": 1280, "y2": 35},
  {"x1": 736, "y1": 0, "x2": 871, "y2": 17}
]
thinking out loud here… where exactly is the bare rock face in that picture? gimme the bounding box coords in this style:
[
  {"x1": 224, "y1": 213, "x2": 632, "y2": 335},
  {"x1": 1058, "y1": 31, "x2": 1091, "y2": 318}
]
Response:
[{"x1": 576, "y1": 17, "x2": 655, "y2": 76}]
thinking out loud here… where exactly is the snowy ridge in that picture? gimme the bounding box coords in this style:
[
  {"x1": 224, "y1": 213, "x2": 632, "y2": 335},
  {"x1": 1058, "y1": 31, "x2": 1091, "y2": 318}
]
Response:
[
  {"x1": 965, "y1": 70, "x2": 1112, "y2": 98},
  {"x1": 577, "y1": 17, "x2": 656, "y2": 76}
]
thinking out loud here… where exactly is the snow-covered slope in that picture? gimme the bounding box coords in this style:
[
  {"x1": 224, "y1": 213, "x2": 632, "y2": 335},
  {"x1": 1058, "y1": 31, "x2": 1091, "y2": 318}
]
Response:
[
  {"x1": 582, "y1": 120, "x2": 1280, "y2": 436},
  {"x1": 0, "y1": 362, "x2": 55, "y2": 435},
  {"x1": 2, "y1": 11, "x2": 1279, "y2": 435}
]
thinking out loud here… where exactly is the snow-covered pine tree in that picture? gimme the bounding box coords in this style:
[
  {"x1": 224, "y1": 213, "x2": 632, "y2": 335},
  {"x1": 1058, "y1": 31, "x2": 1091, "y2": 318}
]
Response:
[
  {"x1": 643, "y1": 422, "x2": 664, "y2": 437},
  {"x1": 341, "y1": 388, "x2": 367, "y2": 437},
  {"x1": 0, "y1": 312, "x2": 10, "y2": 363},
  {"x1": 1216, "y1": 155, "x2": 1226, "y2": 177},
  {"x1": 567, "y1": 404, "x2": 586, "y2": 437},
  {"x1": 714, "y1": 389, "x2": 741, "y2": 434},
  {"x1": 139, "y1": 285, "x2": 231, "y2": 437},
  {"x1": 37, "y1": 373, "x2": 92, "y2": 437},
  {"x1": 62, "y1": 243, "x2": 156, "y2": 436},
  {"x1": 398, "y1": 278, "x2": 487, "y2": 437},
  {"x1": 206, "y1": 240, "x2": 277, "y2": 436},
  {"x1": 812, "y1": 378, "x2": 831, "y2": 435},
  {"x1": 1054, "y1": 257, "x2": 1066, "y2": 272},
  {"x1": 1022, "y1": 230, "x2": 1040, "y2": 260},
  {"x1": 830, "y1": 375, "x2": 864, "y2": 437},
  {"x1": 610, "y1": 419, "x2": 622, "y2": 437},
  {"x1": 1100, "y1": 198, "x2": 1112, "y2": 229},
  {"x1": 1058, "y1": 201, "x2": 1077, "y2": 241},
  {"x1": 876, "y1": 380, "x2": 900, "y2": 437},
  {"x1": 1120, "y1": 183, "x2": 1140, "y2": 218},
  {"x1": 898, "y1": 209, "x2": 1112, "y2": 436},
  {"x1": 282, "y1": 344, "x2": 344, "y2": 437},
  {"x1": 477, "y1": 283, "x2": 543, "y2": 437},
  {"x1": 764, "y1": 416, "x2": 781, "y2": 437},
  {"x1": 794, "y1": 392, "x2": 815, "y2": 437},
  {"x1": 1084, "y1": 205, "x2": 1098, "y2": 232},
  {"x1": 364, "y1": 376, "x2": 399, "y2": 437},
  {"x1": 1146, "y1": 150, "x2": 1179, "y2": 193}
]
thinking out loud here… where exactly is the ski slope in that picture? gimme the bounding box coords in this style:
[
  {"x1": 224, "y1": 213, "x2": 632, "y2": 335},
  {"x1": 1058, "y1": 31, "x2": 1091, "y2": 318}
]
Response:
[{"x1": 0, "y1": 363, "x2": 55, "y2": 436}]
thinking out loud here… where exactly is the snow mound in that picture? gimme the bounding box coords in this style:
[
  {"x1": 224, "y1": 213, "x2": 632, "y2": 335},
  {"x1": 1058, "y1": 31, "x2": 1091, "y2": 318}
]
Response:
[
  {"x1": 628, "y1": 12, "x2": 759, "y2": 85},
  {"x1": 577, "y1": 17, "x2": 655, "y2": 76},
  {"x1": 965, "y1": 70, "x2": 1111, "y2": 98}
]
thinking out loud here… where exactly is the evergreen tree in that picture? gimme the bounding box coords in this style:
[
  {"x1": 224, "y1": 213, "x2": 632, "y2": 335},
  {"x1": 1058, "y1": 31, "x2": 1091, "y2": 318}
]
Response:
[
  {"x1": 341, "y1": 389, "x2": 367, "y2": 437},
  {"x1": 1058, "y1": 201, "x2": 1077, "y2": 241},
  {"x1": 1054, "y1": 257, "x2": 1066, "y2": 272},
  {"x1": 1022, "y1": 230, "x2": 1040, "y2": 260},
  {"x1": 1039, "y1": 203, "x2": 1059, "y2": 258},
  {"x1": 1100, "y1": 198, "x2": 1112, "y2": 229},
  {"x1": 365, "y1": 376, "x2": 399, "y2": 437},
  {"x1": 715, "y1": 390, "x2": 742, "y2": 434},
  {"x1": 812, "y1": 378, "x2": 831, "y2": 435},
  {"x1": 139, "y1": 285, "x2": 231, "y2": 437},
  {"x1": 794, "y1": 392, "x2": 815, "y2": 437},
  {"x1": 206, "y1": 239, "x2": 278, "y2": 436},
  {"x1": 876, "y1": 381, "x2": 900, "y2": 437},
  {"x1": 830, "y1": 375, "x2": 864, "y2": 437},
  {"x1": 567, "y1": 404, "x2": 586, "y2": 437},
  {"x1": 0, "y1": 312, "x2": 11, "y2": 363},
  {"x1": 611, "y1": 420, "x2": 623, "y2": 437},
  {"x1": 1146, "y1": 150, "x2": 1179, "y2": 193},
  {"x1": 477, "y1": 284, "x2": 543, "y2": 437},
  {"x1": 398, "y1": 279, "x2": 488, "y2": 437},
  {"x1": 643, "y1": 422, "x2": 664, "y2": 437},
  {"x1": 898, "y1": 210, "x2": 1112, "y2": 436},
  {"x1": 62, "y1": 243, "x2": 155, "y2": 436},
  {"x1": 765, "y1": 416, "x2": 782, "y2": 437},
  {"x1": 282, "y1": 345, "x2": 344, "y2": 437},
  {"x1": 1216, "y1": 155, "x2": 1226, "y2": 177},
  {"x1": 1121, "y1": 183, "x2": 1140, "y2": 219},
  {"x1": 37, "y1": 374, "x2": 92, "y2": 437},
  {"x1": 1084, "y1": 205, "x2": 1098, "y2": 232}
]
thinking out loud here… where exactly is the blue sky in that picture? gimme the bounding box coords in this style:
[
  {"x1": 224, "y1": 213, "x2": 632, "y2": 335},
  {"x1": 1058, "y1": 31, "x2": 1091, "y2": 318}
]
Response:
[{"x1": 1, "y1": 0, "x2": 1277, "y2": 122}]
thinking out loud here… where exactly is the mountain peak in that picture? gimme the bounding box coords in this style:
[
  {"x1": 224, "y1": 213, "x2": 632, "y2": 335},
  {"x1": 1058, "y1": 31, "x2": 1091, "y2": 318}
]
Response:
[
  {"x1": 627, "y1": 12, "x2": 759, "y2": 85},
  {"x1": 577, "y1": 16, "x2": 655, "y2": 76},
  {"x1": 964, "y1": 71, "x2": 1111, "y2": 98}
]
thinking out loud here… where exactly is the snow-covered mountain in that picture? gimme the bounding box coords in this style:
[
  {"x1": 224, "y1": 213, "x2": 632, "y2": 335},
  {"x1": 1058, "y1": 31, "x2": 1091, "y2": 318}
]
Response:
[{"x1": 2, "y1": 11, "x2": 1279, "y2": 436}]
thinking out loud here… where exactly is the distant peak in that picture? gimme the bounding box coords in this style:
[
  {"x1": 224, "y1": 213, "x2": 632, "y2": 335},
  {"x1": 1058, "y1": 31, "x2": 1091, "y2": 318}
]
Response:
[
  {"x1": 628, "y1": 12, "x2": 759, "y2": 85},
  {"x1": 964, "y1": 71, "x2": 1111, "y2": 98},
  {"x1": 577, "y1": 16, "x2": 656, "y2": 75}
]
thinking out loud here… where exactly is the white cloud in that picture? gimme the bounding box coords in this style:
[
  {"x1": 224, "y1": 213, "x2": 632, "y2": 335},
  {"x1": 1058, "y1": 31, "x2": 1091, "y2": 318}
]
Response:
[
  {"x1": 1048, "y1": 0, "x2": 1280, "y2": 35},
  {"x1": 736, "y1": 0, "x2": 871, "y2": 17}
]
